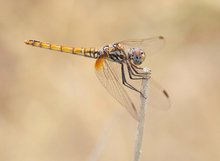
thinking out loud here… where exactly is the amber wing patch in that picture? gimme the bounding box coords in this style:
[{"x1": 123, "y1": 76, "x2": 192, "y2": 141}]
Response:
[{"x1": 95, "y1": 55, "x2": 106, "y2": 71}]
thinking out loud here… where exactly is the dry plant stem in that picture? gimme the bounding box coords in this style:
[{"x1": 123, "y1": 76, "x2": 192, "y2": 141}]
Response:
[{"x1": 133, "y1": 77, "x2": 148, "y2": 161}]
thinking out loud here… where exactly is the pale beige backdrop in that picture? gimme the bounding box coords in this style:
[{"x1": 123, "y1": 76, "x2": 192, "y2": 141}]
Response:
[{"x1": 1, "y1": 0, "x2": 220, "y2": 161}]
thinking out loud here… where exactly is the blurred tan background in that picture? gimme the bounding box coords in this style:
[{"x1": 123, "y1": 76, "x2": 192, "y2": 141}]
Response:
[{"x1": 1, "y1": 0, "x2": 220, "y2": 161}]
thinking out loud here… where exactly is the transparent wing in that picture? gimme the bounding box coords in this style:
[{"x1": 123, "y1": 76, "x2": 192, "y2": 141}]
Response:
[
  {"x1": 118, "y1": 36, "x2": 165, "y2": 55},
  {"x1": 95, "y1": 56, "x2": 139, "y2": 120},
  {"x1": 148, "y1": 79, "x2": 171, "y2": 110},
  {"x1": 119, "y1": 36, "x2": 170, "y2": 109},
  {"x1": 94, "y1": 55, "x2": 170, "y2": 121}
]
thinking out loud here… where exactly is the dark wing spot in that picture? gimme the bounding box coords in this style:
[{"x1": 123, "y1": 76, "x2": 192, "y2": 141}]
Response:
[
  {"x1": 163, "y1": 90, "x2": 169, "y2": 98},
  {"x1": 158, "y1": 36, "x2": 164, "y2": 39}
]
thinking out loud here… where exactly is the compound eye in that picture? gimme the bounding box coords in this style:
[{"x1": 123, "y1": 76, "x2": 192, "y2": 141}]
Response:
[
  {"x1": 131, "y1": 48, "x2": 145, "y2": 65},
  {"x1": 133, "y1": 55, "x2": 141, "y2": 65}
]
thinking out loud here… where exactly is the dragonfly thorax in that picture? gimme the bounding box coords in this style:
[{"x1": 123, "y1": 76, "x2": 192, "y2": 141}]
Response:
[
  {"x1": 102, "y1": 44, "x2": 127, "y2": 63},
  {"x1": 129, "y1": 48, "x2": 146, "y2": 65}
]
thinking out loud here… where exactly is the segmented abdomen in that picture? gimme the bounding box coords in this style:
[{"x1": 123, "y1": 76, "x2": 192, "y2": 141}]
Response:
[{"x1": 24, "y1": 40, "x2": 99, "y2": 58}]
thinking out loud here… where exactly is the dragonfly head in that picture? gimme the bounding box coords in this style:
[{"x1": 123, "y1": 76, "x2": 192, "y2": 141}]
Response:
[{"x1": 130, "y1": 48, "x2": 146, "y2": 65}]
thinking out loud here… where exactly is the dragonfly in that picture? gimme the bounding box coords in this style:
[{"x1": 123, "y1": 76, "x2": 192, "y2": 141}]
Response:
[{"x1": 24, "y1": 36, "x2": 170, "y2": 121}]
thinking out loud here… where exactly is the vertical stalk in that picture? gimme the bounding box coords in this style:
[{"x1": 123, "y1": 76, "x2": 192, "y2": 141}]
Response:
[{"x1": 133, "y1": 76, "x2": 149, "y2": 161}]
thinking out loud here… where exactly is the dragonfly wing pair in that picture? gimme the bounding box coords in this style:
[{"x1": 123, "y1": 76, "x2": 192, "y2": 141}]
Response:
[
  {"x1": 95, "y1": 36, "x2": 170, "y2": 121},
  {"x1": 95, "y1": 56, "x2": 139, "y2": 120}
]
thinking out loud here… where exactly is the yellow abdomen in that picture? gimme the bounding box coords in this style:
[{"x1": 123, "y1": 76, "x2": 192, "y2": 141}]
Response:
[{"x1": 24, "y1": 40, "x2": 99, "y2": 58}]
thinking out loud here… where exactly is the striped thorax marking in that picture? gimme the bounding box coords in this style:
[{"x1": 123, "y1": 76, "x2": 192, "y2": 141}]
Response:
[{"x1": 102, "y1": 43, "x2": 126, "y2": 62}]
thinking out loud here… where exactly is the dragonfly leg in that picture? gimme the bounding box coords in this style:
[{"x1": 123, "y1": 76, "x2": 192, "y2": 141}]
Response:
[
  {"x1": 121, "y1": 63, "x2": 146, "y2": 98},
  {"x1": 130, "y1": 62, "x2": 151, "y2": 75},
  {"x1": 125, "y1": 62, "x2": 151, "y2": 80},
  {"x1": 128, "y1": 64, "x2": 145, "y2": 79}
]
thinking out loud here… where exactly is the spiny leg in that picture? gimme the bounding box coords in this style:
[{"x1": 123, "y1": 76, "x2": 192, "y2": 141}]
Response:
[
  {"x1": 121, "y1": 63, "x2": 146, "y2": 98},
  {"x1": 130, "y1": 62, "x2": 151, "y2": 76},
  {"x1": 121, "y1": 63, "x2": 139, "y2": 91},
  {"x1": 126, "y1": 62, "x2": 146, "y2": 80},
  {"x1": 125, "y1": 61, "x2": 150, "y2": 80}
]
